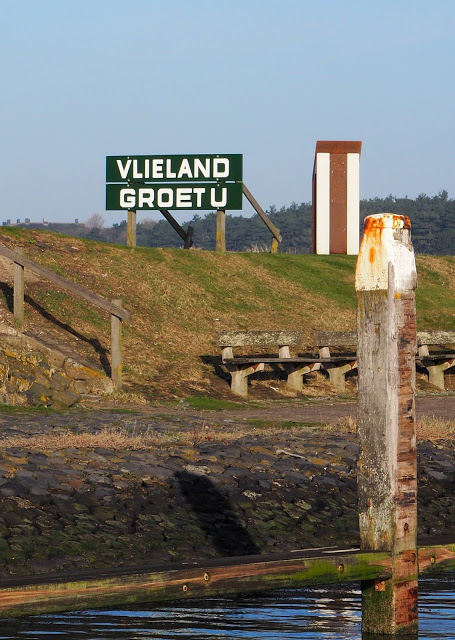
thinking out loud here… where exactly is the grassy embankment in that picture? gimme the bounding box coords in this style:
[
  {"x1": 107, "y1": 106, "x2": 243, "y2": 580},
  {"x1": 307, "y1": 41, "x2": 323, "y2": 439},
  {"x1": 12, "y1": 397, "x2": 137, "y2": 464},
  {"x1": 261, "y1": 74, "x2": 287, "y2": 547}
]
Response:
[{"x1": 0, "y1": 227, "x2": 454, "y2": 406}]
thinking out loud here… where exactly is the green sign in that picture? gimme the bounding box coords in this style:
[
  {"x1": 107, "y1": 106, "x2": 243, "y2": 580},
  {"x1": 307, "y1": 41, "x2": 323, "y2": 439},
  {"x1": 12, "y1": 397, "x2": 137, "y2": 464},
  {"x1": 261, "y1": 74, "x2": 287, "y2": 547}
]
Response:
[
  {"x1": 106, "y1": 182, "x2": 243, "y2": 211},
  {"x1": 106, "y1": 154, "x2": 243, "y2": 183}
]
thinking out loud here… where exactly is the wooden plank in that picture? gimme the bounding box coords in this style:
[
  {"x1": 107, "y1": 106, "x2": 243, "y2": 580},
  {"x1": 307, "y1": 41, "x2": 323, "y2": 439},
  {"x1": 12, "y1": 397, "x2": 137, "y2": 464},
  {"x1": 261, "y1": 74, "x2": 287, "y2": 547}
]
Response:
[
  {"x1": 316, "y1": 330, "x2": 455, "y2": 349},
  {"x1": 0, "y1": 547, "x2": 391, "y2": 619},
  {"x1": 418, "y1": 540, "x2": 455, "y2": 574},
  {"x1": 0, "y1": 244, "x2": 130, "y2": 321},
  {"x1": 417, "y1": 353, "x2": 455, "y2": 362},
  {"x1": 222, "y1": 331, "x2": 455, "y2": 357},
  {"x1": 0, "y1": 541, "x2": 453, "y2": 619},
  {"x1": 356, "y1": 213, "x2": 418, "y2": 635},
  {"x1": 242, "y1": 184, "x2": 282, "y2": 243},
  {"x1": 418, "y1": 330, "x2": 455, "y2": 345},
  {"x1": 217, "y1": 330, "x2": 302, "y2": 347},
  {"x1": 315, "y1": 330, "x2": 356, "y2": 346},
  {"x1": 222, "y1": 357, "x2": 325, "y2": 364}
]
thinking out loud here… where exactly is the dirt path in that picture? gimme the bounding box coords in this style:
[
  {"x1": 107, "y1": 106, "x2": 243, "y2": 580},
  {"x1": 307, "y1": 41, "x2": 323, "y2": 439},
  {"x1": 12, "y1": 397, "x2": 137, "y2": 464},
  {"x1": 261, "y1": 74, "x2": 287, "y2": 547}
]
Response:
[
  {"x1": 87, "y1": 394, "x2": 455, "y2": 425},
  {"x1": 184, "y1": 395, "x2": 455, "y2": 425}
]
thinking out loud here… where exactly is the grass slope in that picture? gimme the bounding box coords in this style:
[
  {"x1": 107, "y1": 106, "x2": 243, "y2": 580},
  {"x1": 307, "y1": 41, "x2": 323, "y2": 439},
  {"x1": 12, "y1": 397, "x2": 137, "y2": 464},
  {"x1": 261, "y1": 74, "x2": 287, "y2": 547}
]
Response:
[{"x1": 0, "y1": 228, "x2": 454, "y2": 401}]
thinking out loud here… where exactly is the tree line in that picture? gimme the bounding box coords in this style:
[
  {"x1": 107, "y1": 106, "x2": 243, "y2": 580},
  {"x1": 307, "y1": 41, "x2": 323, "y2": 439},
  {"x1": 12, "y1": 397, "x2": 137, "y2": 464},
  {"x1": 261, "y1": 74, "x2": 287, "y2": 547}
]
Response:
[{"x1": 55, "y1": 190, "x2": 455, "y2": 254}]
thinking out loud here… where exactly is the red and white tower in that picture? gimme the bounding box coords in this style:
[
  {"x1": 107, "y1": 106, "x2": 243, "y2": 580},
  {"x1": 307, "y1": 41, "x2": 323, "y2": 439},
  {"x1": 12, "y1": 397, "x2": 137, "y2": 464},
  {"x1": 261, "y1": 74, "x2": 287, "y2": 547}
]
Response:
[{"x1": 312, "y1": 140, "x2": 362, "y2": 255}]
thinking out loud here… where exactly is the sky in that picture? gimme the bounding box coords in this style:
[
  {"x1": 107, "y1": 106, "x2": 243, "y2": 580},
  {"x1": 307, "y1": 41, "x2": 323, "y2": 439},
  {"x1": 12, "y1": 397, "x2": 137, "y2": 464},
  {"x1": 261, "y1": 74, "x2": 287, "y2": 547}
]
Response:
[{"x1": 1, "y1": 0, "x2": 454, "y2": 226}]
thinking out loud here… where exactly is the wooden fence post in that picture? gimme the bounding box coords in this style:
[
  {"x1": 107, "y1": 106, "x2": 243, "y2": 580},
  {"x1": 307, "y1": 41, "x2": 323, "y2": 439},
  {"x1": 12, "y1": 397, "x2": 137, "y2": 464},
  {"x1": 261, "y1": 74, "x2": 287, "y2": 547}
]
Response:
[
  {"x1": 356, "y1": 214, "x2": 418, "y2": 635},
  {"x1": 216, "y1": 210, "x2": 226, "y2": 252},
  {"x1": 13, "y1": 248, "x2": 25, "y2": 326},
  {"x1": 127, "y1": 210, "x2": 137, "y2": 247},
  {"x1": 111, "y1": 299, "x2": 123, "y2": 390}
]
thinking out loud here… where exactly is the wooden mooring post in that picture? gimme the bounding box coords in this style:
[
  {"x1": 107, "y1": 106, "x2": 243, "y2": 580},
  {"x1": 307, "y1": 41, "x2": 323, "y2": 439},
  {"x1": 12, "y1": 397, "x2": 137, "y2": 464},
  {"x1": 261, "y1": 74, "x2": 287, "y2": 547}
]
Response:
[{"x1": 356, "y1": 214, "x2": 418, "y2": 635}]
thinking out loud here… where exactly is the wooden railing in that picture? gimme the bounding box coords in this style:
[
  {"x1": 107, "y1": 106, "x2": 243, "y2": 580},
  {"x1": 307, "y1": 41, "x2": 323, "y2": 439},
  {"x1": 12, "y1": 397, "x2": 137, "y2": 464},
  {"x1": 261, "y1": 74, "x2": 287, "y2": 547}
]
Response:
[
  {"x1": 0, "y1": 542, "x2": 454, "y2": 618},
  {"x1": 0, "y1": 244, "x2": 131, "y2": 389}
]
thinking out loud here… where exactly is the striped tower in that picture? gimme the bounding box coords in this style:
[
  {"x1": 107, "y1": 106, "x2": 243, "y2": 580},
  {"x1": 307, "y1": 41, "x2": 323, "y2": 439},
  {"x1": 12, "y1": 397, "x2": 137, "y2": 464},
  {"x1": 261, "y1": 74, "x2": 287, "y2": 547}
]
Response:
[{"x1": 312, "y1": 141, "x2": 362, "y2": 255}]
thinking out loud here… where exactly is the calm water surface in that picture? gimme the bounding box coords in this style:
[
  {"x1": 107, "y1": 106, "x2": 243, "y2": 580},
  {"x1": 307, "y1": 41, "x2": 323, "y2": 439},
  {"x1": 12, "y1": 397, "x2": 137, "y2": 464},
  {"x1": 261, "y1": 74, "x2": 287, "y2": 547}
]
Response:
[{"x1": 0, "y1": 577, "x2": 454, "y2": 639}]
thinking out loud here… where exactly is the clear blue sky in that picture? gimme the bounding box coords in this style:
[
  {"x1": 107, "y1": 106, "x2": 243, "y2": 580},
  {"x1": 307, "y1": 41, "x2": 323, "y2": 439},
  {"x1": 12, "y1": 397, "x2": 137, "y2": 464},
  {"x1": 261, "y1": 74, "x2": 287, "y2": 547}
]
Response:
[{"x1": 1, "y1": 0, "x2": 454, "y2": 225}]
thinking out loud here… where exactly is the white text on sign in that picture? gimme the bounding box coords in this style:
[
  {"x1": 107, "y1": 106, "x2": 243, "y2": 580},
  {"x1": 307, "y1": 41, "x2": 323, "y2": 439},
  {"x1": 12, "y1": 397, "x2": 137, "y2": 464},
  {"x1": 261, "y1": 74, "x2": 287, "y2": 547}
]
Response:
[
  {"x1": 121, "y1": 186, "x2": 228, "y2": 209},
  {"x1": 116, "y1": 157, "x2": 230, "y2": 181}
]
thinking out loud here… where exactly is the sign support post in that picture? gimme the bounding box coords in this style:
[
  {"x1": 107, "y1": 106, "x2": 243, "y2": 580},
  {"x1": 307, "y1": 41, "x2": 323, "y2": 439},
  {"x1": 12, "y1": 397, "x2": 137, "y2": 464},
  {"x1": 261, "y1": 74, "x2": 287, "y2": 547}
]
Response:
[
  {"x1": 242, "y1": 184, "x2": 282, "y2": 253},
  {"x1": 159, "y1": 210, "x2": 194, "y2": 249},
  {"x1": 356, "y1": 214, "x2": 418, "y2": 635},
  {"x1": 126, "y1": 210, "x2": 136, "y2": 248},
  {"x1": 106, "y1": 154, "x2": 244, "y2": 251},
  {"x1": 216, "y1": 210, "x2": 226, "y2": 252}
]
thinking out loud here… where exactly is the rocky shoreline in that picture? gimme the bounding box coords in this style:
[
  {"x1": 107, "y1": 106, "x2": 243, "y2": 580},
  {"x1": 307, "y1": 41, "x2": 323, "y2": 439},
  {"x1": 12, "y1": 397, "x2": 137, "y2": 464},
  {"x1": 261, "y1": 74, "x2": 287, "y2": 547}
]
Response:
[{"x1": 0, "y1": 404, "x2": 454, "y2": 578}]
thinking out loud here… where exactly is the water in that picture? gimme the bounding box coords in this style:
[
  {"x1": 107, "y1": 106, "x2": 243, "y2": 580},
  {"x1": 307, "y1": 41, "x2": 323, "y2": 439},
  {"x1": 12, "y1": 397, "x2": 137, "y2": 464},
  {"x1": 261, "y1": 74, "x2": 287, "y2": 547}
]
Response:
[{"x1": 0, "y1": 577, "x2": 454, "y2": 639}]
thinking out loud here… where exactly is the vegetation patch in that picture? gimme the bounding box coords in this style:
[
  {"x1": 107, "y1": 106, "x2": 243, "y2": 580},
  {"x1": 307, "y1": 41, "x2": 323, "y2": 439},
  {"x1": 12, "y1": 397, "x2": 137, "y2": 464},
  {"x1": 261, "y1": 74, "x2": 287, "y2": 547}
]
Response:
[
  {"x1": 0, "y1": 227, "x2": 454, "y2": 402},
  {"x1": 0, "y1": 404, "x2": 58, "y2": 415},
  {"x1": 185, "y1": 396, "x2": 242, "y2": 411},
  {"x1": 242, "y1": 253, "x2": 357, "y2": 310}
]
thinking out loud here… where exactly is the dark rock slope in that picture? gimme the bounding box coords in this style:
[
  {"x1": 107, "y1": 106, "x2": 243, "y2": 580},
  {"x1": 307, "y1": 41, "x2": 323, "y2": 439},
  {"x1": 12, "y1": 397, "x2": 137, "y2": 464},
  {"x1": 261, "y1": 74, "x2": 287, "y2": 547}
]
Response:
[{"x1": 0, "y1": 410, "x2": 453, "y2": 577}]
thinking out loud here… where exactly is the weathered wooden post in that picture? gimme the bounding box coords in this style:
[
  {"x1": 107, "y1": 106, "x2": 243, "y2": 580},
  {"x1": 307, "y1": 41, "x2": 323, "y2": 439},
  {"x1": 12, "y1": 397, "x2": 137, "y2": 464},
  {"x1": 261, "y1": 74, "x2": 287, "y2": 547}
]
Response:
[
  {"x1": 127, "y1": 210, "x2": 137, "y2": 247},
  {"x1": 184, "y1": 225, "x2": 194, "y2": 250},
  {"x1": 111, "y1": 299, "x2": 123, "y2": 390},
  {"x1": 356, "y1": 214, "x2": 418, "y2": 635},
  {"x1": 13, "y1": 248, "x2": 25, "y2": 326},
  {"x1": 159, "y1": 209, "x2": 194, "y2": 249},
  {"x1": 216, "y1": 209, "x2": 226, "y2": 252}
]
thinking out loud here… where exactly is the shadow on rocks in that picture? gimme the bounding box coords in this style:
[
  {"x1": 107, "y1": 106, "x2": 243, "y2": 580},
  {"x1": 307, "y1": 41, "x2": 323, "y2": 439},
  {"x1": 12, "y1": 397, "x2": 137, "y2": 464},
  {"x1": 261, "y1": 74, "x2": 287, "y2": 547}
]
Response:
[{"x1": 175, "y1": 470, "x2": 260, "y2": 557}]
